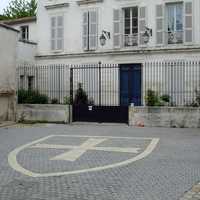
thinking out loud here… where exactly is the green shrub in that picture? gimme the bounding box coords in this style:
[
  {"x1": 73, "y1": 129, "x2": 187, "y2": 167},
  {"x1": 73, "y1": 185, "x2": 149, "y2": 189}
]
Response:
[
  {"x1": 145, "y1": 89, "x2": 160, "y2": 106},
  {"x1": 145, "y1": 89, "x2": 171, "y2": 106},
  {"x1": 160, "y1": 94, "x2": 170, "y2": 103},
  {"x1": 18, "y1": 89, "x2": 48, "y2": 104},
  {"x1": 195, "y1": 89, "x2": 200, "y2": 106},
  {"x1": 74, "y1": 83, "x2": 88, "y2": 105},
  {"x1": 63, "y1": 96, "x2": 70, "y2": 105},
  {"x1": 51, "y1": 98, "x2": 59, "y2": 104}
]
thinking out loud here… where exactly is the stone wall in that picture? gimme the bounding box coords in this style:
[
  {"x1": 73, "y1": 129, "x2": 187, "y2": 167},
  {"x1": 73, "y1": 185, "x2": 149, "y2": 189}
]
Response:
[
  {"x1": 17, "y1": 104, "x2": 71, "y2": 123},
  {"x1": 0, "y1": 24, "x2": 18, "y2": 121},
  {"x1": 129, "y1": 107, "x2": 200, "y2": 128}
]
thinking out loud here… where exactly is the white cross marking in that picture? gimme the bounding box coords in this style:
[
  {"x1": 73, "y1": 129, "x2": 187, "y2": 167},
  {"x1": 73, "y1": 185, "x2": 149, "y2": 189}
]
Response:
[{"x1": 30, "y1": 138, "x2": 141, "y2": 162}]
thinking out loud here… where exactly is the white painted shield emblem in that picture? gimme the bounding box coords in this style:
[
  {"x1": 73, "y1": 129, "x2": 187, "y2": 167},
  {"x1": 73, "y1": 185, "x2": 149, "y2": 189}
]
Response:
[{"x1": 8, "y1": 135, "x2": 159, "y2": 177}]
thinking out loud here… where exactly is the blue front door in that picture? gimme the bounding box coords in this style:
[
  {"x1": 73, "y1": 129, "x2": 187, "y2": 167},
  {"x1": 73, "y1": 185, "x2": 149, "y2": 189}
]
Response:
[{"x1": 120, "y1": 64, "x2": 142, "y2": 106}]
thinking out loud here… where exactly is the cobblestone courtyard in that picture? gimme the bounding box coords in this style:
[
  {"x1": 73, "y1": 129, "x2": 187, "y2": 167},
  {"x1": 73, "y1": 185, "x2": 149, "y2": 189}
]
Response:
[{"x1": 0, "y1": 124, "x2": 199, "y2": 200}]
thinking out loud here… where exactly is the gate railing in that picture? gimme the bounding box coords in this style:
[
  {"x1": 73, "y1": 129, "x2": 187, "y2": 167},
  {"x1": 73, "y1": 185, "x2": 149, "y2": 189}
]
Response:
[{"x1": 17, "y1": 60, "x2": 200, "y2": 107}]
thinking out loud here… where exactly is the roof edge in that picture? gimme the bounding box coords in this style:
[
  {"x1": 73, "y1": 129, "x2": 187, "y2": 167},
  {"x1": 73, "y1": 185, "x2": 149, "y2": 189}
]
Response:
[
  {"x1": 2, "y1": 16, "x2": 36, "y2": 25},
  {"x1": 0, "y1": 23, "x2": 19, "y2": 33}
]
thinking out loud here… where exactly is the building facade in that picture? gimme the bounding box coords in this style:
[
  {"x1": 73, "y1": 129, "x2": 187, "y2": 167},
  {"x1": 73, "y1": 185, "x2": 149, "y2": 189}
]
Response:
[
  {"x1": 14, "y1": 0, "x2": 200, "y2": 107},
  {"x1": 3, "y1": 17, "x2": 37, "y2": 65}
]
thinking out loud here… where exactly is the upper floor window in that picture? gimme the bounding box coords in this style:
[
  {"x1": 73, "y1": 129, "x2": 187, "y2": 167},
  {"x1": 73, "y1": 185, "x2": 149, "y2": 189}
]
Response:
[
  {"x1": 124, "y1": 7, "x2": 138, "y2": 47},
  {"x1": 82, "y1": 10, "x2": 98, "y2": 51},
  {"x1": 20, "y1": 26, "x2": 29, "y2": 41},
  {"x1": 166, "y1": 3, "x2": 183, "y2": 44},
  {"x1": 113, "y1": 7, "x2": 146, "y2": 48},
  {"x1": 51, "y1": 15, "x2": 64, "y2": 51},
  {"x1": 156, "y1": 1, "x2": 193, "y2": 46}
]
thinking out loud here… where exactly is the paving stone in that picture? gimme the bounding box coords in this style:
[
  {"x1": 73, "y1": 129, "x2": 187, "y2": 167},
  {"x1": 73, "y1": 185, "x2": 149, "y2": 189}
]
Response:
[{"x1": 0, "y1": 124, "x2": 199, "y2": 200}]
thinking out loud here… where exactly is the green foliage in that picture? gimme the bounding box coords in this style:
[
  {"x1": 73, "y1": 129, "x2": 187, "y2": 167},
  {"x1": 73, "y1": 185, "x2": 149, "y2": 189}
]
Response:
[
  {"x1": 74, "y1": 83, "x2": 88, "y2": 105},
  {"x1": 160, "y1": 94, "x2": 170, "y2": 103},
  {"x1": 195, "y1": 89, "x2": 200, "y2": 106},
  {"x1": 51, "y1": 98, "x2": 59, "y2": 104},
  {"x1": 145, "y1": 89, "x2": 159, "y2": 106},
  {"x1": 0, "y1": 15, "x2": 9, "y2": 20},
  {"x1": 3, "y1": 0, "x2": 37, "y2": 19},
  {"x1": 145, "y1": 89, "x2": 171, "y2": 106},
  {"x1": 188, "y1": 89, "x2": 200, "y2": 107},
  {"x1": 18, "y1": 89, "x2": 48, "y2": 104},
  {"x1": 63, "y1": 96, "x2": 70, "y2": 105}
]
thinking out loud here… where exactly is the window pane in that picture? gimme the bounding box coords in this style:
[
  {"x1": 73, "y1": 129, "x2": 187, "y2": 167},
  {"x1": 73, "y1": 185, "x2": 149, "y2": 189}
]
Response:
[
  {"x1": 132, "y1": 19, "x2": 138, "y2": 27},
  {"x1": 176, "y1": 4, "x2": 183, "y2": 31},
  {"x1": 132, "y1": 7, "x2": 138, "y2": 17},
  {"x1": 167, "y1": 5, "x2": 175, "y2": 31},
  {"x1": 124, "y1": 8, "x2": 130, "y2": 18}
]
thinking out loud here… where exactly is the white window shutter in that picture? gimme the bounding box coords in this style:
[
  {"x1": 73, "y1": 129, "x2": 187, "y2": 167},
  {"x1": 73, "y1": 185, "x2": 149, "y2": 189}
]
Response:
[
  {"x1": 156, "y1": 4, "x2": 164, "y2": 45},
  {"x1": 113, "y1": 9, "x2": 122, "y2": 48},
  {"x1": 89, "y1": 10, "x2": 98, "y2": 50},
  {"x1": 139, "y1": 6, "x2": 146, "y2": 45},
  {"x1": 83, "y1": 12, "x2": 89, "y2": 50},
  {"x1": 184, "y1": 1, "x2": 193, "y2": 43},
  {"x1": 57, "y1": 16, "x2": 64, "y2": 50},
  {"x1": 51, "y1": 17, "x2": 56, "y2": 51}
]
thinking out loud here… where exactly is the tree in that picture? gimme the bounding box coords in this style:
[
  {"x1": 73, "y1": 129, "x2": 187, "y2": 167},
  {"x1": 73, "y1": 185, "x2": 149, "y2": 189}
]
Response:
[
  {"x1": 3, "y1": 0, "x2": 37, "y2": 19},
  {"x1": 0, "y1": 15, "x2": 9, "y2": 21}
]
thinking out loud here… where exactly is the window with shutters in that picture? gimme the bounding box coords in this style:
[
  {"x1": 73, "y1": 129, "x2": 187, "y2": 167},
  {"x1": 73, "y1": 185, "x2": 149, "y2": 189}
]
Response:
[
  {"x1": 166, "y1": 3, "x2": 183, "y2": 44},
  {"x1": 82, "y1": 10, "x2": 98, "y2": 51},
  {"x1": 50, "y1": 15, "x2": 64, "y2": 51},
  {"x1": 123, "y1": 7, "x2": 138, "y2": 47}
]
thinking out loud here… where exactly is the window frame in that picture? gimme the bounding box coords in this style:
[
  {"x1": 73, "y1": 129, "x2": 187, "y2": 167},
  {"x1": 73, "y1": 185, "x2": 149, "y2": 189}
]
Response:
[
  {"x1": 20, "y1": 25, "x2": 29, "y2": 41},
  {"x1": 50, "y1": 14, "x2": 64, "y2": 53},
  {"x1": 82, "y1": 8, "x2": 98, "y2": 51},
  {"x1": 165, "y1": 2, "x2": 184, "y2": 45},
  {"x1": 122, "y1": 6, "x2": 139, "y2": 47}
]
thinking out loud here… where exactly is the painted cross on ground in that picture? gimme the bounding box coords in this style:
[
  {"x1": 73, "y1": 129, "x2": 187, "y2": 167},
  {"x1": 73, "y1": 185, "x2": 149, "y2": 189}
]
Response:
[{"x1": 30, "y1": 138, "x2": 141, "y2": 162}]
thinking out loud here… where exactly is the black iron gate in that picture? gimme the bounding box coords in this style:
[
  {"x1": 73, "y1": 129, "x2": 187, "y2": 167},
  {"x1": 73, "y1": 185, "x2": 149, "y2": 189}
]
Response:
[{"x1": 70, "y1": 63, "x2": 141, "y2": 124}]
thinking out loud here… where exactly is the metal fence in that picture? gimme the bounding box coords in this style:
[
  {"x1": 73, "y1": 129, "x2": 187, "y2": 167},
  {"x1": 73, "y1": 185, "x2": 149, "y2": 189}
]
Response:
[
  {"x1": 17, "y1": 64, "x2": 70, "y2": 104},
  {"x1": 17, "y1": 60, "x2": 200, "y2": 106}
]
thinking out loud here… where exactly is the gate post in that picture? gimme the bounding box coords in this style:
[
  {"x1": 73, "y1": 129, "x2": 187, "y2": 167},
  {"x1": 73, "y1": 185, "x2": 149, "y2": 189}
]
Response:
[
  {"x1": 70, "y1": 67, "x2": 73, "y2": 105},
  {"x1": 69, "y1": 67, "x2": 73, "y2": 124},
  {"x1": 99, "y1": 61, "x2": 102, "y2": 106}
]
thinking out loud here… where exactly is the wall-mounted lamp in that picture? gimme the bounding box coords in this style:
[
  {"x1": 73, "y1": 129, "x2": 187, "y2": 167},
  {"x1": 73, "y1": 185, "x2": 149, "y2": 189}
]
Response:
[
  {"x1": 143, "y1": 26, "x2": 152, "y2": 44},
  {"x1": 99, "y1": 30, "x2": 111, "y2": 46}
]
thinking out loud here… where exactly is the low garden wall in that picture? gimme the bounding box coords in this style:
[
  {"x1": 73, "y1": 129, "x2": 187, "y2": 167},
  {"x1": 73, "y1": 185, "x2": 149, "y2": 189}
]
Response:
[
  {"x1": 17, "y1": 104, "x2": 71, "y2": 124},
  {"x1": 129, "y1": 107, "x2": 200, "y2": 128}
]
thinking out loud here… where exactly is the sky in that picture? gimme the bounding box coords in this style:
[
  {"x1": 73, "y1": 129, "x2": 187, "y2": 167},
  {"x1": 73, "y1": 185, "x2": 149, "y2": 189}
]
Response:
[{"x1": 0, "y1": 0, "x2": 10, "y2": 14}]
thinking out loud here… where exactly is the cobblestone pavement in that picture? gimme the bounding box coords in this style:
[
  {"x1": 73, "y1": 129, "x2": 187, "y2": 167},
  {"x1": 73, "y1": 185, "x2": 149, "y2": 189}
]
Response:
[
  {"x1": 180, "y1": 182, "x2": 200, "y2": 200},
  {"x1": 0, "y1": 124, "x2": 200, "y2": 200}
]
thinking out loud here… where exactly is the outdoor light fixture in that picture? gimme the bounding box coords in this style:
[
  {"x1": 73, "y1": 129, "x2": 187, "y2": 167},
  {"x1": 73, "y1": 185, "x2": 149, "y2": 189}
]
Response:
[
  {"x1": 143, "y1": 26, "x2": 152, "y2": 44},
  {"x1": 100, "y1": 30, "x2": 111, "y2": 46}
]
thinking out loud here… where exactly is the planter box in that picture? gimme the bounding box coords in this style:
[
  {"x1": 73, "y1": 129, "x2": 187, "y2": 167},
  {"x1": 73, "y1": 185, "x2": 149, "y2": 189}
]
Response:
[
  {"x1": 17, "y1": 104, "x2": 71, "y2": 123},
  {"x1": 129, "y1": 106, "x2": 200, "y2": 128}
]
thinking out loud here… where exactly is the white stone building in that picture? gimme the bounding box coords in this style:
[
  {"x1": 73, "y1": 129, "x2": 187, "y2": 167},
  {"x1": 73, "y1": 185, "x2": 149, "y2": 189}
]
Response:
[
  {"x1": 33, "y1": 0, "x2": 199, "y2": 106},
  {"x1": 7, "y1": 0, "x2": 200, "y2": 106},
  {"x1": 3, "y1": 16, "x2": 37, "y2": 64}
]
